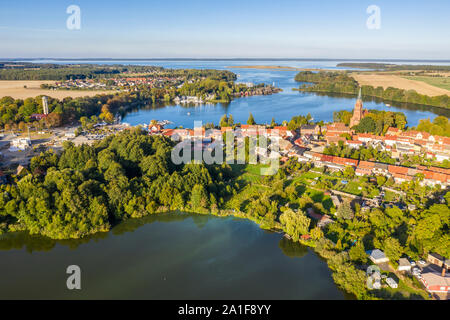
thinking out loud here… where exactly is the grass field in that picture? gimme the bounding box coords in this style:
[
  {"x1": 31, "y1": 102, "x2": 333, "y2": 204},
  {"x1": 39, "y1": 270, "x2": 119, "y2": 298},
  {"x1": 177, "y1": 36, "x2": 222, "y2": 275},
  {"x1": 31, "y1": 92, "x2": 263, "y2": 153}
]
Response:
[
  {"x1": 403, "y1": 76, "x2": 450, "y2": 91},
  {"x1": 351, "y1": 73, "x2": 450, "y2": 97},
  {"x1": 0, "y1": 81, "x2": 115, "y2": 99}
]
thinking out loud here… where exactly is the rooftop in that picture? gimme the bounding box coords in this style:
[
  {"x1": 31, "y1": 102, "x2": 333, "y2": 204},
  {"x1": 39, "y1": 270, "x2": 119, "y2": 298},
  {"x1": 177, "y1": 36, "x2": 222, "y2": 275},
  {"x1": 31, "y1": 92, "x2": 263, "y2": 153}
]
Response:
[{"x1": 368, "y1": 249, "x2": 388, "y2": 261}]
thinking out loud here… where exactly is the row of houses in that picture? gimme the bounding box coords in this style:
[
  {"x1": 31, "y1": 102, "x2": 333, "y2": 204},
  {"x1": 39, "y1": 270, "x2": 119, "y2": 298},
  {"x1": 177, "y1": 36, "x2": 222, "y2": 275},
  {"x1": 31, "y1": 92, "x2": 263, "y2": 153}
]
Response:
[
  {"x1": 149, "y1": 123, "x2": 450, "y2": 186},
  {"x1": 321, "y1": 124, "x2": 450, "y2": 162},
  {"x1": 298, "y1": 150, "x2": 450, "y2": 186},
  {"x1": 157, "y1": 125, "x2": 295, "y2": 143}
]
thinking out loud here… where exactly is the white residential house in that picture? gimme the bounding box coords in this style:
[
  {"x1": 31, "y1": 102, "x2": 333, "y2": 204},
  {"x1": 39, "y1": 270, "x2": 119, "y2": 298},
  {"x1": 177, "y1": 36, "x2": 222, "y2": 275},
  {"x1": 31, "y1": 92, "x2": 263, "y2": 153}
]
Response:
[
  {"x1": 367, "y1": 249, "x2": 389, "y2": 264},
  {"x1": 65, "y1": 131, "x2": 76, "y2": 139},
  {"x1": 10, "y1": 138, "x2": 31, "y2": 151},
  {"x1": 398, "y1": 258, "x2": 412, "y2": 272},
  {"x1": 386, "y1": 277, "x2": 398, "y2": 289}
]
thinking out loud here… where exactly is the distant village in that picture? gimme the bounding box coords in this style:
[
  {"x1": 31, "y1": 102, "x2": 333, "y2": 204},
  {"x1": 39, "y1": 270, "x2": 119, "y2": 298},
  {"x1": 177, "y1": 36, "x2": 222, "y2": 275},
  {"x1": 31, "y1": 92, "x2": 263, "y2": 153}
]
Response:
[
  {"x1": 43, "y1": 76, "x2": 281, "y2": 103},
  {"x1": 46, "y1": 75, "x2": 188, "y2": 91}
]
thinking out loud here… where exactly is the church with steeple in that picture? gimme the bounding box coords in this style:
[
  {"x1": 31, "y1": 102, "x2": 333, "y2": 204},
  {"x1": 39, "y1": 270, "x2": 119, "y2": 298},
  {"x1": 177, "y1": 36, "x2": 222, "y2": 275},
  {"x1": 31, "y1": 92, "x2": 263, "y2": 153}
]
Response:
[{"x1": 349, "y1": 88, "x2": 368, "y2": 127}]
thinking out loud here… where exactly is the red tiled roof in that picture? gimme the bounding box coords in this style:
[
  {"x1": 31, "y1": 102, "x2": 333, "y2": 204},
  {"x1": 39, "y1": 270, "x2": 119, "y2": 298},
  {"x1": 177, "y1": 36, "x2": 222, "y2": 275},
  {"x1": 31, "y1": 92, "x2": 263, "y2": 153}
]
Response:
[
  {"x1": 359, "y1": 161, "x2": 376, "y2": 170},
  {"x1": 384, "y1": 135, "x2": 398, "y2": 141},
  {"x1": 161, "y1": 129, "x2": 174, "y2": 136},
  {"x1": 356, "y1": 167, "x2": 372, "y2": 175},
  {"x1": 320, "y1": 154, "x2": 334, "y2": 163},
  {"x1": 388, "y1": 165, "x2": 409, "y2": 175},
  {"x1": 332, "y1": 156, "x2": 358, "y2": 166},
  {"x1": 387, "y1": 127, "x2": 400, "y2": 133},
  {"x1": 294, "y1": 138, "x2": 303, "y2": 146}
]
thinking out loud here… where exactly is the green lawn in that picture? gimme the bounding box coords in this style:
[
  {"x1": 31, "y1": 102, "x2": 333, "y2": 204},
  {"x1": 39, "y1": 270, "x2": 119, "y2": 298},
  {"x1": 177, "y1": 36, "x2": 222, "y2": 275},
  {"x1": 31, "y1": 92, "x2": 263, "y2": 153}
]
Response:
[
  {"x1": 404, "y1": 76, "x2": 450, "y2": 91},
  {"x1": 231, "y1": 164, "x2": 273, "y2": 184},
  {"x1": 340, "y1": 181, "x2": 363, "y2": 196},
  {"x1": 384, "y1": 190, "x2": 399, "y2": 202}
]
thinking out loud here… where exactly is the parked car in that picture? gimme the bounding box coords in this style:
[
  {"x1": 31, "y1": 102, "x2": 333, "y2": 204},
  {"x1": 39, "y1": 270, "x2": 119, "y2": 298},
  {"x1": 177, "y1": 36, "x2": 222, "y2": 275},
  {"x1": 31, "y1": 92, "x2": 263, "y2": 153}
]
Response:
[
  {"x1": 418, "y1": 260, "x2": 426, "y2": 265},
  {"x1": 410, "y1": 261, "x2": 416, "y2": 266}
]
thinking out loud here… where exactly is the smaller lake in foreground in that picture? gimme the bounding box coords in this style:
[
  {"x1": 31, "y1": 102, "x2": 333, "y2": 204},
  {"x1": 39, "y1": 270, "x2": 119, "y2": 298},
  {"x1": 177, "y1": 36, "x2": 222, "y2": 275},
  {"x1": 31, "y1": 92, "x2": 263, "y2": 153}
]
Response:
[{"x1": 0, "y1": 213, "x2": 346, "y2": 299}]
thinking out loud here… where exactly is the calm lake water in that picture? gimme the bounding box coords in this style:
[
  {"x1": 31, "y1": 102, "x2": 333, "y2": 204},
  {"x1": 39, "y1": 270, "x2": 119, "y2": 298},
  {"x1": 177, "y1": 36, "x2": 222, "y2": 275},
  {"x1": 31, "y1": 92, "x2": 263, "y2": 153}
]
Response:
[
  {"x1": 120, "y1": 60, "x2": 450, "y2": 128},
  {"x1": 23, "y1": 59, "x2": 450, "y2": 128},
  {"x1": 0, "y1": 213, "x2": 346, "y2": 299}
]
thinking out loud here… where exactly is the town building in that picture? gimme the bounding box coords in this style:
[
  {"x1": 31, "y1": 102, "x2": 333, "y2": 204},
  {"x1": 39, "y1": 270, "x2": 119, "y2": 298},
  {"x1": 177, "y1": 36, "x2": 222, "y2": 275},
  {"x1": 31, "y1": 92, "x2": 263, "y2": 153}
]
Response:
[
  {"x1": 421, "y1": 272, "x2": 450, "y2": 296},
  {"x1": 326, "y1": 122, "x2": 351, "y2": 135},
  {"x1": 300, "y1": 124, "x2": 321, "y2": 138},
  {"x1": 398, "y1": 258, "x2": 412, "y2": 272},
  {"x1": 349, "y1": 88, "x2": 368, "y2": 128},
  {"x1": 367, "y1": 249, "x2": 389, "y2": 264},
  {"x1": 9, "y1": 138, "x2": 31, "y2": 151},
  {"x1": 306, "y1": 208, "x2": 334, "y2": 228},
  {"x1": 386, "y1": 277, "x2": 398, "y2": 289},
  {"x1": 42, "y1": 96, "x2": 49, "y2": 115},
  {"x1": 427, "y1": 253, "x2": 450, "y2": 269}
]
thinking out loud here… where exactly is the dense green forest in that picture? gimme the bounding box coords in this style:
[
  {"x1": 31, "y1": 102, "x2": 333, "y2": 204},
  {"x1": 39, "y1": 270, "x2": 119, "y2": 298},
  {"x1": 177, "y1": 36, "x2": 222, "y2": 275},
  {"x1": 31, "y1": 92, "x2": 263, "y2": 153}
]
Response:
[
  {"x1": 414, "y1": 116, "x2": 450, "y2": 137},
  {"x1": 295, "y1": 71, "x2": 450, "y2": 110},
  {"x1": 0, "y1": 62, "x2": 237, "y2": 81},
  {"x1": 0, "y1": 93, "x2": 137, "y2": 130},
  {"x1": 0, "y1": 129, "x2": 237, "y2": 239},
  {"x1": 0, "y1": 63, "x2": 156, "y2": 80}
]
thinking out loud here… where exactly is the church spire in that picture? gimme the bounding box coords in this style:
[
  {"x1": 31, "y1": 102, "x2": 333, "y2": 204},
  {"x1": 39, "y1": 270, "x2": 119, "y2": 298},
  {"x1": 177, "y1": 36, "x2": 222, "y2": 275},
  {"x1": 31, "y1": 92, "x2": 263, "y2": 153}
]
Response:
[{"x1": 350, "y1": 87, "x2": 364, "y2": 128}]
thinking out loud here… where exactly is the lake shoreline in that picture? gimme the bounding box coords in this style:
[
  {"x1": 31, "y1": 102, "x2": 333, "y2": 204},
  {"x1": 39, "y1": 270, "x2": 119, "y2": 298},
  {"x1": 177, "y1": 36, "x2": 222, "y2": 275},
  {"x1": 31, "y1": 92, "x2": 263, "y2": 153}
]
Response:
[{"x1": 226, "y1": 65, "x2": 336, "y2": 71}]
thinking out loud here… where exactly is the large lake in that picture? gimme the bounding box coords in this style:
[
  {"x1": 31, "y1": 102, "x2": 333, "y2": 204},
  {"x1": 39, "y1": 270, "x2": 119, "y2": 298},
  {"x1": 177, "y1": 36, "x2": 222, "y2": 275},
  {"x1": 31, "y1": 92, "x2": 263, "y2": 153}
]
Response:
[
  {"x1": 121, "y1": 61, "x2": 450, "y2": 128},
  {"x1": 27, "y1": 59, "x2": 450, "y2": 128},
  {"x1": 0, "y1": 213, "x2": 346, "y2": 299},
  {"x1": 28, "y1": 60, "x2": 450, "y2": 128}
]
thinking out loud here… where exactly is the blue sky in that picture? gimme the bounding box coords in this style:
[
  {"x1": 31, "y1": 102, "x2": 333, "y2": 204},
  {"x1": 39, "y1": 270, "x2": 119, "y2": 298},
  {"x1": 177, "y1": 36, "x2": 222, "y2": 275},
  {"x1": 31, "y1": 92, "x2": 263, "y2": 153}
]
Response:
[{"x1": 0, "y1": 0, "x2": 449, "y2": 59}]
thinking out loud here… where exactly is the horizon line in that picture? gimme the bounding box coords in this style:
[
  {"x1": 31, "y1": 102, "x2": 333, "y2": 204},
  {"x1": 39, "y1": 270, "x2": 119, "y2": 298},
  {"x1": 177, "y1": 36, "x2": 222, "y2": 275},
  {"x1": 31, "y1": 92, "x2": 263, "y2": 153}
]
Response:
[{"x1": 2, "y1": 58, "x2": 450, "y2": 63}]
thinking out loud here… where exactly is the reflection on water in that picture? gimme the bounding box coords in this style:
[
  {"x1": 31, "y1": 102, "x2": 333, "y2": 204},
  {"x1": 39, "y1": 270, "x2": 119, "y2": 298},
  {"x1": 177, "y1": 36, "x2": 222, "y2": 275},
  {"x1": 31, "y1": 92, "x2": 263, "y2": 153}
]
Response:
[
  {"x1": 0, "y1": 213, "x2": 346, "y2": 299},
  {"x1": 278, "y1": 237, "x2": 309, "y2": 259},
  {"x1": 122, "y1": 65, "x2": 448, "y2": 128},
  {"x1": 0, "y1": 212, "x2": 199, "y2": 252},
  {"x1": 311, "y1": 91, "x2": 450, "y2": 117}
]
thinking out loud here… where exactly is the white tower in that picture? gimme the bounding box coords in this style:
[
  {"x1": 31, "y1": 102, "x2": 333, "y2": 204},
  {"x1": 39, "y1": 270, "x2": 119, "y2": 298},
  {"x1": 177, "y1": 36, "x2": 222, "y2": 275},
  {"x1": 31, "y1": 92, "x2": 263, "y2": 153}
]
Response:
[{"x1": 42, "y1": 96, "x2": 49, "y2": 115}]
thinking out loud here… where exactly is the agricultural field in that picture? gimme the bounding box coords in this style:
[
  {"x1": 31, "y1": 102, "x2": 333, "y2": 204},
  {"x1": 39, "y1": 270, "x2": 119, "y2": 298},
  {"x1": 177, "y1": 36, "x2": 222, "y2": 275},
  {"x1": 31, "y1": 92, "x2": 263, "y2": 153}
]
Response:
[
  {"x1": 403, "y1": 76, "x2": 450, "y2": 91},
  {"x1": 351, "y1": 73, "x2": 450, "y2": 97},
  {"x1": 0, "y1": 80, "x2": 115, "y2": 99}
]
